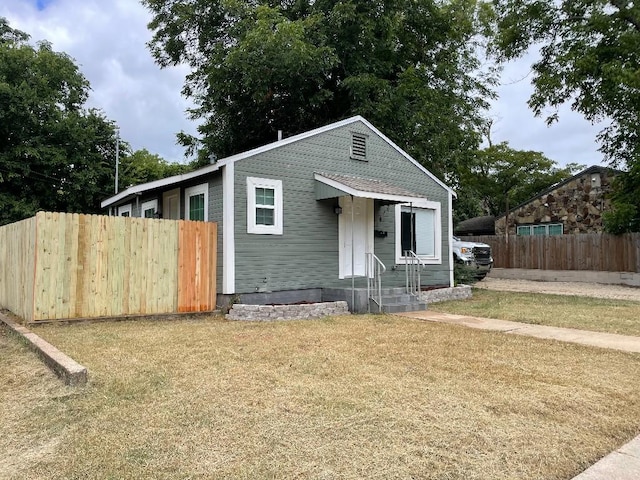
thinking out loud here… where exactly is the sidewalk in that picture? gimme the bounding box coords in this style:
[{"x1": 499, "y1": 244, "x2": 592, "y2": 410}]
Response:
[
  {"x1": 396, "y1": 310, "x2": 640, "y2": 479},
  {"x1": 396, "y1": 310, "x2": 640, "y2": 353}
]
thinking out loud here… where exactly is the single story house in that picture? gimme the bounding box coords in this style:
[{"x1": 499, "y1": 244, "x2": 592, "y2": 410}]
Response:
[
  {"x1": 101, "y1": 116, "x2": 455, "y2": 312},
  {"x1": 495, "y1": 166, "x2": 620, "y2": 236}
]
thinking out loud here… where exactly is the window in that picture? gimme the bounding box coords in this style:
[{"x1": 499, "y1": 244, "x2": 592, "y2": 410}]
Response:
[
  {"x1": 141, "y1": 199, "x2": 158, "y2": 219},
  {"x1": 395, "y1": 201, "x2": 441, "y2": 264},
  {"x1": 517, "y1": 223, "x2": 563, "y2": 236},
  {"x1": 118, "y1": 204, "x2": 131, "y2": 217},
  {"x1": 184, "y1": 183, "x2": 208, "y2": 221},
  {"x1": 247, "y1": 177, "x2": 283, "y2": 235},
  {"x1": 350, "y1": 132, "x2": 367, "y2": 161},
  {"x1": 548, "y1": 224, "x2": 563, "y2": 235},
  {"x1": 533, "y1": 225, "x2": 547, "y2": 236},
  {"x1": 401, "y1": 207, "x2": 435, "y2": 256},
  {"x1": 255, "y1": 187, "x2": 275, "y2": 226}
]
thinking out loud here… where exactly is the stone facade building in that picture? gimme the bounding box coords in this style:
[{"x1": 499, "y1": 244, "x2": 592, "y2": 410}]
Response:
[{"x1": 495, "y1": 166, "x2": 619, "y2": 235}]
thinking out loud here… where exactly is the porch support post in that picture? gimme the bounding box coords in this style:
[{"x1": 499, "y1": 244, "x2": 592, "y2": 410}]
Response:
[{"x1": 351, "y1": 195, "x2": 355, "y2": 312}]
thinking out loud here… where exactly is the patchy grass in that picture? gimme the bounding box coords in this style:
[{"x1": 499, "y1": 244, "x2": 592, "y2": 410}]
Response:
[
  {"x1": 3, "y1": 315, "x2": 640, "y2": 479},
  {"x1": 432, "y1": 289, "x2": 640, "y2": 336}
]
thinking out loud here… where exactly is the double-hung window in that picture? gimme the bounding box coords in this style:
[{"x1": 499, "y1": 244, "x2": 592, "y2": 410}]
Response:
[
  {"x1": 395, "y1": 201, "x2": 441, "y2": 264},
  {"x1": 184, "y1": 184, "x2": 208, "y2": 221},
  {"x1": 247, "y1": 177, "x2": 283, "y2": 235}
]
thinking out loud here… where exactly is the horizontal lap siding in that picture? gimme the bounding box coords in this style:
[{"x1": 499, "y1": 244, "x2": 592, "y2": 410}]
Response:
[{"x1": 234, "y1": 122, "x2": 451, "y2": 293}]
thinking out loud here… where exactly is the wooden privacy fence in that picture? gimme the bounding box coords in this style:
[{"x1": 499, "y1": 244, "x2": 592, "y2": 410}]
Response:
[
  {"x1": 462, "y1": 234, "x2": 640, "y2": 272},
  {"x1": 0, "y1": 212, "x2": 217, "y2": 323}
]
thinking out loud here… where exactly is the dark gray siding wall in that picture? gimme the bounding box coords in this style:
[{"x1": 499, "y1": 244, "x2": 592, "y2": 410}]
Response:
[{"x1": 233, "y1": 121, "x2": 451, "y2": 293}]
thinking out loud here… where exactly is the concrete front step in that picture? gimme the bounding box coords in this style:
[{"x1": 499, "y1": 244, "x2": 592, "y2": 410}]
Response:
[
  {"x1": 378, "y1": 294, "x2": 415, "y2": 304},
  {"x1": 381, "y1": 301, "x2": 428, "y2": 314},
  {"x1": 369, "y1": 294, "x2": 428, "y2": 314}
]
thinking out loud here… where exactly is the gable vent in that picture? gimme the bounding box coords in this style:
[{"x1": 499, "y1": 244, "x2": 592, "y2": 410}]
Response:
[{"x1": 350, "y1": 133, "x2": 367, "y2": 161}]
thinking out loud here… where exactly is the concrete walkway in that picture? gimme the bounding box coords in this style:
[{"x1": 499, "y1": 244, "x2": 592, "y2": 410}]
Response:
[
  {"x1": 396, "y1": 310, "x2": 640, "y2": 479},
  {"x1": 396, "y1": 311, "x2": 640, "y2": 353}
]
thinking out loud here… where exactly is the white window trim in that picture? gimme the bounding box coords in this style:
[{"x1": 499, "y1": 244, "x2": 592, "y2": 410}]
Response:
[
  {"x1": 394, "y1": 200, "x2": 442, "y2": 264},
  {"x1": 118, "y1": 204, "x2": 132, "y2": 217},
  {"x1": 184, "y1": 183, "x2": 209, "y2": 221},
  {"x1": 141, "y1": 199, "x2": 158, "y2": 218},
  {"x1": 247, "y1": 177, "x2": 283, "y2": 235}
]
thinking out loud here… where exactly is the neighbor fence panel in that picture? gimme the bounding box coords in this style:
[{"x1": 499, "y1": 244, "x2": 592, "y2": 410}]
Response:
[
  {"x1": 0, "y1": 212, "x2": 217, "y2": 323},
  {"x1": 462, "y1": 233, "x2": 639, "y2": 272}
]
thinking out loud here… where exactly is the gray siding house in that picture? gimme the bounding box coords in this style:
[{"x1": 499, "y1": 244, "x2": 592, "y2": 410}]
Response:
[{"x1": 101, "y1": 117, "x2": 455, "y2": 312}]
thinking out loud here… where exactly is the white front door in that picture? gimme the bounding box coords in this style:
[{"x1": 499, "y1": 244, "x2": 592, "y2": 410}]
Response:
[{"x1": 339, "y1": 196, "x2": 373, "y2": 278}]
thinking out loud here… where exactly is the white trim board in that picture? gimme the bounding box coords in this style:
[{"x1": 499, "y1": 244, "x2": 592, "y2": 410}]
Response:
[{"x1": 222, "y1": 162, "x2": 235, "y2": 294}]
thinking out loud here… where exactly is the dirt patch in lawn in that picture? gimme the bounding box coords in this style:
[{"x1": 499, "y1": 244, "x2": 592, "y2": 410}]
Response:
[{"x1": 3, "y1": 315, "x2": 640, "y2": 479}]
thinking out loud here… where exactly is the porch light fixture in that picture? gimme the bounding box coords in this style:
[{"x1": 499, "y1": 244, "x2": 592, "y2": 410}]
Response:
[{"x1": 334, "y1": 205, "x2": 343, "y2": 215}]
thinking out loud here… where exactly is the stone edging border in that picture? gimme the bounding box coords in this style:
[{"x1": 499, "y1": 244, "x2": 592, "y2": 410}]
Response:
[
  {"x1": 0, "y1": 312, "x2": 87, "y2": 386},
  {"x1": 419, "y1": 285, "x2": 472, "y2": 304},
  {"x1": 226, "y1": 301, "x2": 350, "y2": 321}
]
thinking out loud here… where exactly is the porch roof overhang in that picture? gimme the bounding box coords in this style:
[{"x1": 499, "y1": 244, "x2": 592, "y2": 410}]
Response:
[{"x1": 314, "y1": 172, "x2": 425, "y2": 204}]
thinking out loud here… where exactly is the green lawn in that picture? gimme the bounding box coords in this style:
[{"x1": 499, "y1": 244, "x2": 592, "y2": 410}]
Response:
[{"x1": 432, "y1": 289, "x2": 640, "y2": 336}]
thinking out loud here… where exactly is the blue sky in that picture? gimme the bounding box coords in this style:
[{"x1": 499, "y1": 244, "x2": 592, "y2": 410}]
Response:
[
  {"x1": 35, "y1": 0, "x2": 53, "y2": 11},
  {"x1": 3, "y1": 0, "x2": 606, "y2": 167}
]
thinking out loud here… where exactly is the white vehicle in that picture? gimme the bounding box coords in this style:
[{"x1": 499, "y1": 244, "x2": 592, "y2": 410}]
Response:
[{"x1": 452, "y1": 236, "x2": 493, "y2": 279}]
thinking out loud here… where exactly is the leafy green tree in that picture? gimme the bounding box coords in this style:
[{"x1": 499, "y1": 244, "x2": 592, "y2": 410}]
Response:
[
  {"x1": 490, "y1": 0, "x2": 640, "y2": 168},
  {"x1": 144, "y1": 0, "x2": 497, "y2": 175},
  {"x1": 119, "y1": 148, "x2": 189, "y2": 189},
  {"x1": 603, "y1": 165, "x2": 640, "y2": 234},
  {"x1": 458, "y1": 142, "x2": 583, "y2": 218},
  {"x1": 0, "y1": 19, "x2": 188, "y2": 225},
  {"x1": 0, "y1": 18, "x2": 118, "y2": 224}
]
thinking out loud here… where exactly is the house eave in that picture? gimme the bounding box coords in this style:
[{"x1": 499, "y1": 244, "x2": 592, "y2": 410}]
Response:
[{"x1": 101, "y1": 163, "x2": 222, "y2": 209}]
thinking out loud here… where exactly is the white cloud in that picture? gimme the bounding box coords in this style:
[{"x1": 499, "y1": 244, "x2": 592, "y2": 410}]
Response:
[
  {"x1": 1, "y1": 0, "x2": 198, "y2": 163},
  {"x1": 488, "y1": 52, "x2": 606, "y2": 168}
]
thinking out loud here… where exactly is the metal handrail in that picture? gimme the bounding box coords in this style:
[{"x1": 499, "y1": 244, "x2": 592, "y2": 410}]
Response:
[
  {"x1": 366, "y1": 253, "x2": 386, "y2": 313},
  {"x1": 404, "y1": 250, "x2": 426, "y2": 297}
]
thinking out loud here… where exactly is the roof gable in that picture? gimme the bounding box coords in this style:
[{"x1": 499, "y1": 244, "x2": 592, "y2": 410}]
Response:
[{"x1": 101, "y1": 116, "x2": 454, "y2": 209}]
